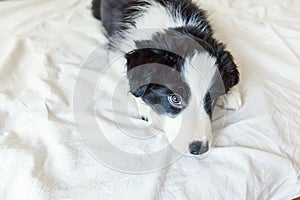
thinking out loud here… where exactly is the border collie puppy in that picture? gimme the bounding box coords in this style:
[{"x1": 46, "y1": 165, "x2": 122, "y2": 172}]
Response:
[{"x1": 92, "y1": 0, "x2": 241, "y2": 155}]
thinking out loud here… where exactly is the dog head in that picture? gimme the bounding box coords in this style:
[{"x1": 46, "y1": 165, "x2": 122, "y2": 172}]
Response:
[{"x1": 124, "y1": 30, "x2": 239, "y2": 155}]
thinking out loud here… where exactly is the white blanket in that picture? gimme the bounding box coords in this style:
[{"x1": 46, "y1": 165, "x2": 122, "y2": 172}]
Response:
[{"x1": 0, "y1": 0, "x2": 299, "y2": 199}]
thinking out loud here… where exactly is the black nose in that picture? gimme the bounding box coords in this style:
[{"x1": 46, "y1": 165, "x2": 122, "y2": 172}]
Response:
[{"x1": 189, "y1": 141, "x2": 209, "y2": 155}]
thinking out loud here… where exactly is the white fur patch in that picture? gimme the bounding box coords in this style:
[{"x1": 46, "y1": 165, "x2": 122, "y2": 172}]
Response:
[
  {"x1": 184, "y1": 52, "x2": 217, "y2": 96},
  {"x1": 181, "y1": 52, "x2": 217, "y2": 143},
  {"x1": 135, "y1": 2, "x2": 183, "y2": 30}
]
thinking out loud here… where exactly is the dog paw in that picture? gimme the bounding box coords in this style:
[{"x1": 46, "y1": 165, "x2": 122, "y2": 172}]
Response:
[
  {"x1": 224, "y1": 87, "x2": 242, "y2": 111},
  {"x1": 216, "y1": 87, "x2": 242, "y2": 111}
]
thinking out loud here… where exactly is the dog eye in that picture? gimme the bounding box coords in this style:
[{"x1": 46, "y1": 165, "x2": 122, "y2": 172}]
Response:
[{"x1": 168, "y1": 94, "x2": 183, "y2": 108}]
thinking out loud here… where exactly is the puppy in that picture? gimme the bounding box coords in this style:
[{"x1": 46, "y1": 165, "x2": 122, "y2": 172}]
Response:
[{"x1": 92, "y1": 0, "x2": 241, "y2": 155}]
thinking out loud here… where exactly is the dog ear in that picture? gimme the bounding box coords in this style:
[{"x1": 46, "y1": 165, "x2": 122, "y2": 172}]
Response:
[
  {"x1": 125, "y1": 48, "x2": 183, "y2": 97},
  {"x1": 126, "y1": 65, "x2": 150, "y2": 97},
  {"x1": 125, "y1": 50, "x2": 153, "y2": 97},
  {"x1": 130, "y1": 83, "x2": 149, "y2": 97},
  {"x1": 215, "y1": 46, "x2": 239, "y2": 92}
]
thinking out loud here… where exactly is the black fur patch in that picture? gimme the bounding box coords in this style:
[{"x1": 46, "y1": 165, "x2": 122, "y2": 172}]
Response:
[
  {"x1": 92, "y1": 0, "x2": 151, "y2": 36},
  {"x1": 126, "y1": 48, "x2": 185, "y2": 72},
  {"x1": 203, "y1": 92, "x2": 213, "y2": 118},
  {"x1": 92, "y1": 0, "x2": 101, "y2": 20}
]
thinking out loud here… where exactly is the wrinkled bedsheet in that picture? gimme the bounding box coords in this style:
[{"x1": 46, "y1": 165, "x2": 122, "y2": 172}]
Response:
[{"x1": 0, "y1": 0, "x2": 300, "y2": 199}]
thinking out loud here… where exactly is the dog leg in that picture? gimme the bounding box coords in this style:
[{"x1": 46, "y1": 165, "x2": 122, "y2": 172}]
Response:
[{"x1": 216, "y1": 86, "x2": 242, "y2": 111}]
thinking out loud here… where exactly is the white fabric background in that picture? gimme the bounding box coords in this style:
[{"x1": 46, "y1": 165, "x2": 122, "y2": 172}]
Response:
[{"x1": 0, "y1": 0, "x2": 300, "y2": 199}]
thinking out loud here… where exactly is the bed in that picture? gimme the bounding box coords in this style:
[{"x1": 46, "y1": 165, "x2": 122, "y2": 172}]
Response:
[{"x1": 0, "y1": 0, "x2": 299, "y2": 199}]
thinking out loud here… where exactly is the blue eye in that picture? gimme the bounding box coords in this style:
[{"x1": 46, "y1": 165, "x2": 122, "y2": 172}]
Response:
[{"x1": 168, "y1": 94, "x2": 183, "y2": 108}]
